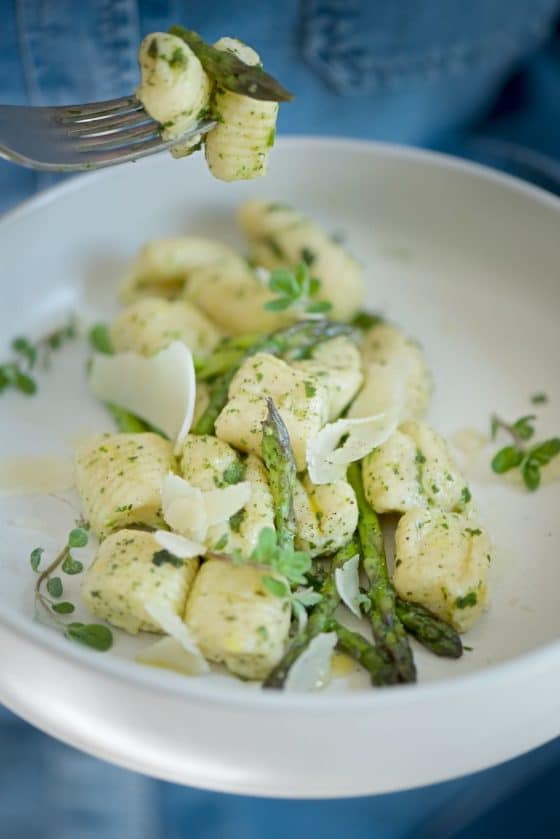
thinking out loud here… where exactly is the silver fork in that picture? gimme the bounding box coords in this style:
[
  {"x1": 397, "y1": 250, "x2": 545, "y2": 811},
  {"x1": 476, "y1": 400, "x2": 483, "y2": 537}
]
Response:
[{"x1": 0, "y1": 96, "x2": 216, "y2": 172}]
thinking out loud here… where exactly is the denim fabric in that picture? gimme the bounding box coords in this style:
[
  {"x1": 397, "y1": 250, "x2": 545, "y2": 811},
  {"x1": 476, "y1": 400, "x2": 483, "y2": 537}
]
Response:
[{"x1": 2, "y1": 2, "x2": 560, "y2": 837}]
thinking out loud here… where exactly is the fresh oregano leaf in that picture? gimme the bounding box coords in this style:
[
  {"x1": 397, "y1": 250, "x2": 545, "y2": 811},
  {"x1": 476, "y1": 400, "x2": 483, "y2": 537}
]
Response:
[
  {"x1": 52, "y1": 601, "x2": 75, "y2": 615},
  {"x1": 528, "y1": 437, "x2": 560, "y2": 466},
  {"x1": 262, "y1": 575, "x2": 290, "y2": 598},
  {"x1": 89, "y1": 323, "x2": 114, "y2": 355},
  {"x1": 62, "y1": 554, "x2": 84, "y2": 575},
  {"x1": 65, "y1": 623, "x2": 113, "y2": 651},
  {"x1": 68, "y1": 527, "x2": 89, "y2": 548},
  {"x1": 46, "y1": 577, "x2": 63, "y2": 598},
  {"x1": 30, "y1": 547, "x2": 44, "y2": 572},
  {"x1": 491, "y1": 446, "x2": 524, "y2": 474}
]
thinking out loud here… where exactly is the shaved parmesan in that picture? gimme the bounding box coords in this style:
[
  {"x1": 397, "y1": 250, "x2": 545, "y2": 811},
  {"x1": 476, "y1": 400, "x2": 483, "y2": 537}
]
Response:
[
  {"x1": 307, "y1": 412, "x2": 397, "y2": 484},
  {"x1": 161, "y1": 472, "x2": 251, "y2": 544},
  {"x1": 306, "y1": 360, "x2": 409, "y2": 484},
  {"x1": 334, "y1": 554, "x2": 362, "y2": 617},
  {"x1": 154, "y1": 530, "x2": 205, "y2": 559},
  {"x1": 136, "y1": 637, "x2": 207, "y2": 676},
  {"x1": 348, "y1": 360, "x2": 407, "y2": 420},
  {"x1": 285, "y1": 632, "x2": 337, "y2": 692},
  {"x1": 137, "y1": 601, "x2": 210, "y2": 676},
  {"x1": 89, "y1": 341, "x2": 195, "y2": 451}
]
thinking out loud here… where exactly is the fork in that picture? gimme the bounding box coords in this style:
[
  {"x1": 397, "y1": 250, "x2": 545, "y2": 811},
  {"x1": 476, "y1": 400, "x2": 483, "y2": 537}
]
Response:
[{"x1": 0, "y1": 96, "x2": 216, "y2": 172}]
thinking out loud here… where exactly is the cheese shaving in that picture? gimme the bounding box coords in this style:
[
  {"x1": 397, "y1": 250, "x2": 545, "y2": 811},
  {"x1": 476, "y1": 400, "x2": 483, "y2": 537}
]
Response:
[
  {"x1": 306, "y1": 359, "x2": 410, "y2": 484},
  {"x1": 89, "y1": 341, "x2": 195, "y2": 451},
  {"x1": 154, "y1": 530, "x2": 205, "y2": 559},
  {"x1": 138, "y1": 602, "x2": 210, "y2": 675},
  {"x1": 161, "y1": 472, "x2": 251, "y2": 544},
  {"x1": 284, "y1": 632, "x2": 337, "y2": 692},
  {"x1": 307, "y1": 412, "x2": 398, "y2": 484},
  {"x1": 334, "y1": 554, "x2": 362, "y2": 617}
]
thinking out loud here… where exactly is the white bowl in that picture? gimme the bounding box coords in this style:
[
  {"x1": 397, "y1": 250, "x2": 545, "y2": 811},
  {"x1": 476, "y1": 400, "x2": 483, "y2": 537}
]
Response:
[{"x1": 0, "y1": 139, "x2": 559, "y2": 797}]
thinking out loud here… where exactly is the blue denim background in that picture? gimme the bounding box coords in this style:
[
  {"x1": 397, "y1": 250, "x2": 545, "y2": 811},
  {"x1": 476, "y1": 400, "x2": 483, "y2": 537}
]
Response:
[{"x1": 2, "y1": 1, "x2": 560, "y2": 836}]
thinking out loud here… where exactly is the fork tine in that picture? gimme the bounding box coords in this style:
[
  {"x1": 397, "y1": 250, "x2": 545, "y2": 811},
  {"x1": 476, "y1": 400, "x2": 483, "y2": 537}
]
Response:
[
  {"x1": 76, "y1": 122, "x2": 160, "y2": 149},
  {"x1": 64, "y1": 109, "x2": 153, "y2": 137},
  {"x1": 80, "y1": 135, "x2": 167, "y2": 165},
  {"x1": 58, "y1": 95, "x2": 141, "y2": 121}
]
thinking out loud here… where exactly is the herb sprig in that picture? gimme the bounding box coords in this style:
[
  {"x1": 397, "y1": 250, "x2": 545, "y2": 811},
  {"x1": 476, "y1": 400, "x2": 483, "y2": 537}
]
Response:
[
  {"x1": 249, "y1": 527, "x2": 311, "y2": 596},
  {"x1": 0, "y1": 316, "x2": 77, "y2": 397},
  {"x1": 30, "y1": 524, "x2": 113, "y2": 652},
  {"x1": 490, "y1": 413, "x2": 560, "y2": 491},
  {"x1": 264, "y1": 262, "x2": 332, "y2": 315},
  {"x1": 209, "y1": 527, "x2": 316, "y2": 607}
]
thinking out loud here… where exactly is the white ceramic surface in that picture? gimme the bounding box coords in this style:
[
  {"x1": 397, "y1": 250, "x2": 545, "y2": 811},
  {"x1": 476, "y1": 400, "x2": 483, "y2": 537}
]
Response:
[{"x1": 0, "y1": 139, "x2": 559, "y2": 797}]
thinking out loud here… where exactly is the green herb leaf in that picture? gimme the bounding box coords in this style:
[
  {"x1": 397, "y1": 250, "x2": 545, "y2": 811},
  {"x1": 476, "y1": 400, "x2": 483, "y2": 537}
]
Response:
[
  {"x1": 521, "y1": 459, "x2": 541, "y2": 492},
  {"x1": 52, "y1": 601, "x2": 75, "y2": 614},
  {"x1": 62, "y1": 554, "x2": 84, "y2": 575},
  {"x1": 268, "y1": 270, "x2": 299, "y2": 297},
  {"x1": 229, "y1": 509, "x2": 246, "y2": 533},
  {"x1": 491, "y1": 446, "x2": 524, "y2": 474},
  {"x1": 30, "y1": 547, "x2": 44, "y2": 572},
  {"x1": 221, "y1": 460, "x2": 247, "y2": 486},
  {"x1": 213, "y1": 534, "x2": 229, "y2": 552},
  {"x1": 300, "y1": 247, "x2": 315, "y2": 266},
  {"x1": 275, "y1": 549, "x2": 311, "y2": 585},
  {"x1": 152, "y1": 549, "x2": 184, "y2": 568},
  {"x1": 292, "y1": 588, "x2": 322, "y2": 607},
  {"x1": 89, "y1": 323, "x2": 114, "y2": 355},
  {"x1": 46, "y1": 577, "x2": 63, "y2": 598},
  {"x1": 262, "y1": 575, "x2": 290, "y2": 598},
  {"x1": 531, "y1": 392, "x2": 548, "y2": 405},
  {"x1": 528, "y1": 437, "x2": 560, "y2": 466},
  {"x1": 351, "y1": 310, "x2": 384, "y2": 331},
  {"x1": 265, "y1": 262, "x2": 331, "y2": 315},
  {"x1": 490, "y1": 413, "x2": 559, "y2": 492},
  {"x1": 251, "y1": 527, "x2": 278, "y2": 563},
  {"x1": 65, "y1": 622, "x2": 113, "y2": 651},
  {"x1": 68, "y1": 527, "x2": 89, "y2": 548},
  {"x1": 12, "y1": 337, "x2": 37, "y2": 368},
  {"x1": 1, "y1": 316, "x2": 76, "y2": 398},
  {"x1": 455, "y1": 592, "x2": 477, "y2": 609},
  {"x1": 14, "y1": 370, "x2": 37, "y2": 394},
  {"x1": 306, "y1": 300, "x2": 332, "y2": 314},
  {"x1": 511, "y1": 415, "x2": 536, "y2": 441},
  {"x1": 264, "y1": 296, "x2": 295, "y2": 312}
]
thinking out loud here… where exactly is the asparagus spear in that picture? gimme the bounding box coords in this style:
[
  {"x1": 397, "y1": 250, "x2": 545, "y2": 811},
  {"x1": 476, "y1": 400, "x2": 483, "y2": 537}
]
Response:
[
  {"x1": 347, "y1": 462, "x2": 416, "y2": 683},
  {"x1": 264, "y1": 541, "x2": 399, "y2": 688},
  {"x1": 395, "y1": 598, "x2": 462, "y2": 659},
  {"x1": 332, "y1": 621, "x2": 399, "y2": 686},
  {"x1": 169, "y1": 26, "x2": 293, "y2": 102},
  {"x1": 192, "y1": 369, "x2": 235, "y2": 435},
  {"x1": 192, "y1": 319, "x2": 354, "y2": 435},
  {"x1": 261, "y1": 398, "x2": 297, "y2": 551}
]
